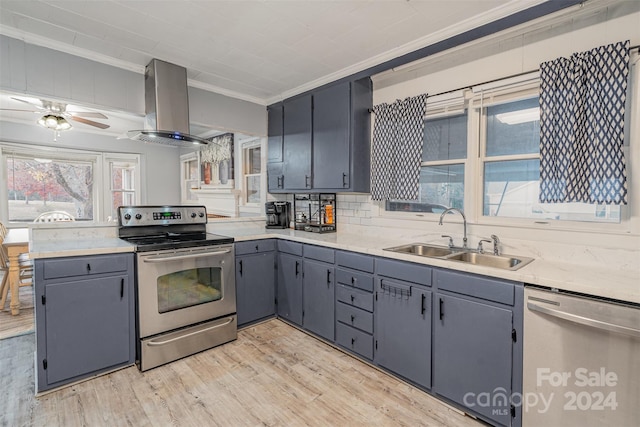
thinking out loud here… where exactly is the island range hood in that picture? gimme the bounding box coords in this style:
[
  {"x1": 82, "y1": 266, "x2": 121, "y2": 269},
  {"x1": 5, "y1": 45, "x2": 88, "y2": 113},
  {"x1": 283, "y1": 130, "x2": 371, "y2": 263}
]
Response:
[{"x1": 127, "y1": 59, "x2": 209, "y2": 146}]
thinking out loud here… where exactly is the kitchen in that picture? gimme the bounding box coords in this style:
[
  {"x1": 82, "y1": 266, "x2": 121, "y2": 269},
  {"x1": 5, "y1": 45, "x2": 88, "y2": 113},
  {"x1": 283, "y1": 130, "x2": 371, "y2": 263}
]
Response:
[{"x1": 1, "y1": 1, "x2": 639, "y2": 426}]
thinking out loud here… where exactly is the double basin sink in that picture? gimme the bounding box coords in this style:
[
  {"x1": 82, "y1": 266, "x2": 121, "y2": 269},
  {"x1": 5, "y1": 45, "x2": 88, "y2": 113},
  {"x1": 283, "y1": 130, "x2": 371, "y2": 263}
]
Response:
[{"x1": 384, "y1": 243, "x2": 534, "y2": 271}]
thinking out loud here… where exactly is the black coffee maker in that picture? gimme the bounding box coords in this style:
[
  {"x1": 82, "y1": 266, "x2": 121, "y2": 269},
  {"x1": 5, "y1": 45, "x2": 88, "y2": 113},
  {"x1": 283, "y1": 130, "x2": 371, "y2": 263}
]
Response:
[{"x1": 265, "y1": 201, "x2": 290, "y2": 229}]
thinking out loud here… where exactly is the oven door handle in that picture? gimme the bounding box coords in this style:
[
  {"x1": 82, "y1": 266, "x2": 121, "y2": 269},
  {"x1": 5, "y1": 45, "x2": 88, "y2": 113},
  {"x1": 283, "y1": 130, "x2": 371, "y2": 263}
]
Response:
[
  {"x1": 142, "y1": 249, "x2": 231, "y2": 263},
  {"x1": 146, "y1": 317, "x2": 235, "y2": 346}
]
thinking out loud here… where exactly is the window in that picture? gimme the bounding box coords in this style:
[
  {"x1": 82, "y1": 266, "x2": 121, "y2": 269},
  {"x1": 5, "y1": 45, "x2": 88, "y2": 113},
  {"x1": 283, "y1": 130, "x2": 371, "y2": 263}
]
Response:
[
  {"x1": 481, "y1": 97, "x2": 621, "y2": 222},
  {"x1": 386, "y1": 107, "x2": 467, "y2": 213},
  {"x1": 180, "y1": 152, "x2": 200, "y2": 202},
  {"x1": 107, "y1": 156, "x2": 139, "y2": 219},
  {"x1": 5, "y1": 154, "x2": 95, "y2": 222},
  {"x1": 243, "y1": 144, "x2": 261, "y2": 204},
  {"x1": 2, "y1": 145, "x2": 141, "y2": 223}
]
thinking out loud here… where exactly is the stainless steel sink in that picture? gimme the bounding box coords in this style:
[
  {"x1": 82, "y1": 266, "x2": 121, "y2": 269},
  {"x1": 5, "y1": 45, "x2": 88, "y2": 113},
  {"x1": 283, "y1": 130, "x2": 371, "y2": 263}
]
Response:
[
  {"x1": 384, "y1": 243, "x2": 534, "y2": 271},
  {"x1": 384, "y1": 243, "x2": 455, "y2": 258},
  {"x1": 445, "y1": 251, "x2": 533, "y2": 271}
]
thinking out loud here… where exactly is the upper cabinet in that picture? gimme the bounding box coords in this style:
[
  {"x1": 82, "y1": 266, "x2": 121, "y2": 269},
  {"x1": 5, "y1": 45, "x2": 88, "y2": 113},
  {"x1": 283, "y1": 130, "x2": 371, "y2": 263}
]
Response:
[{"x1": 268, "y1": 77, "x2": 372, "y2": 193}]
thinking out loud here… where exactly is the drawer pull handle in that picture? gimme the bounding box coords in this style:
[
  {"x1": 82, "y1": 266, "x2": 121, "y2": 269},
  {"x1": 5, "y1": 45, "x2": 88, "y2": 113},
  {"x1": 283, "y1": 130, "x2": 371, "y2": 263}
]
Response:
[
  {"x1": 87, "y1": 263, "x2": 91, "y2": 272},
  {"x1": 351, "y1": 277, "x2": 355, "y2": 284},
  {"x1": 421, "y1": 294, "x2": 426, "y2": 315},
  {"x1": 351, "y1": 337, "x2": 355, "y2": 346},
  {"x1": 350, "y1": 295, "x2": 355, "y2": 302},
  {"x1": 350, "y1": 315, "x2": 355, "y2": 323},
  {"x1": 255, "y1": 245, "x2": 259, "y2": 252},
  {"x1": 239, "y1": 260, "x2": 243, "y2": 276}
]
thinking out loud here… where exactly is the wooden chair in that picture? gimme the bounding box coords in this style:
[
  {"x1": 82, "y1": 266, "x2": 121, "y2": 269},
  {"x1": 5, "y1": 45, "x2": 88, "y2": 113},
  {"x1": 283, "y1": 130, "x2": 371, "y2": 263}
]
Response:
[
  {"x1": 0, "y1": 233, "x2": 33, "y2": 311},
  {"x1": 33, "y1": 211, "x2": 75, "y2": 222}
]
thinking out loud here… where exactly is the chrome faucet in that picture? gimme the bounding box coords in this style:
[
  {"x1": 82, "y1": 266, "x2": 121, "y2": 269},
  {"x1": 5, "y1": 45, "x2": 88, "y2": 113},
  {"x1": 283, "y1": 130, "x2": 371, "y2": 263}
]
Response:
[
  {"x1": 490, "y1": 234, "x2": 500, "y2": 255},
  {"x1": 438, "y1": 208, "x2": 467, "y2": 249},
  {"x1": 477, "y1": 238, "x2": 492, "y2": 254}
]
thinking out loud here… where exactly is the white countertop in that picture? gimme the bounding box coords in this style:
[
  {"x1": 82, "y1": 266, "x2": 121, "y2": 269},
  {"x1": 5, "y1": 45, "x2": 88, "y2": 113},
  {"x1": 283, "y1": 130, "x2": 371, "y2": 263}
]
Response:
[{"x1": 28, "y1": 221, "x2": 639, "y2": 304}]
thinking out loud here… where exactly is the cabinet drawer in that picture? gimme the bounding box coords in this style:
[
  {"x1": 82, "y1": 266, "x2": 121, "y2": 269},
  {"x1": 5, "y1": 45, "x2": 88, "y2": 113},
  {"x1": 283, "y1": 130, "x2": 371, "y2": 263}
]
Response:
[
  {"x1": 336, "y1": 322, "x2": 373, "y2": 360},
  {"x1": 336, "y1": 284, "x2": 373, "y2": 312},
  {"x1": 278, "y1": 240, "x2": 303, "y2": 256},
  {"x1": 336, "y1": 251, "x2": 374, "y2": 273},
  {"x1": 336, "y1": 268, "x2": 374, "y2": 292},
  {"x1": 235, "y1": 239, "x2": 275, "y2": 255},
  {"x1": 434, "y1": 269, "x2": 515, "y2": 306},
  {"x1": 336, "y1": 302, "x2": 373, "y2": 334},
  {"x1": 304, "y1": 245, "x2": 335, "y2": 263},
  {"x1": 376, "y1": 258, "x2": 432, "y2": 286},
  {"x1": 42, "y1": 254, "x2": 130, "y2": 280}
]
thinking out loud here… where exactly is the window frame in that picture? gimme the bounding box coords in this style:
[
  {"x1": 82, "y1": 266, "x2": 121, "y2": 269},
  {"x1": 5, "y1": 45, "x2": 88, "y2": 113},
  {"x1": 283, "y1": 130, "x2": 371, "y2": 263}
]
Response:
[
  {"x1": 241, "y1": 138, "x2": 262, "y2": 206},
  {"x1": 0, "y1": 142, "x2": 141, "y2": 224},
  {"x1": 104, "y1": 153, "x2": 141, "y2": 221}
]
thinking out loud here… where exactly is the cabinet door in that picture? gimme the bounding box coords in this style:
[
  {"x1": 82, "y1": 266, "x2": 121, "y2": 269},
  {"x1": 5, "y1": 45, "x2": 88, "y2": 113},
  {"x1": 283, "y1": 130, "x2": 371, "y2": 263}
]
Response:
[
  {"x1": 44, "y1": 275, "x2": 131, "y2": 385},
  {"x1": 236, "y1": 252, "x2": 275, "y2": 326},
  {"x1": 375, "y1": 279, "x2": 432, "y2": 389},
  {"x1": 277, "y1": 253, "x2": 303, "y2": 325},
  {"x1": 283, "y1": 94, "x2": 312, "y2": 190},
  {"x1": 268, "y1": 103, "x2": 283, "y2": 163},
  {"x1": 313, "y1": 82, "x2": 350, "y2": 189},
  {"x1": 267, "y1": 162, "x2": 284, "y2": 192},
  {"x1": 303, "y1": 259, "x2": 335, "y2": 341},
  {"x1": 434, "y1": 293, "x2": 513, "y2": 426}
]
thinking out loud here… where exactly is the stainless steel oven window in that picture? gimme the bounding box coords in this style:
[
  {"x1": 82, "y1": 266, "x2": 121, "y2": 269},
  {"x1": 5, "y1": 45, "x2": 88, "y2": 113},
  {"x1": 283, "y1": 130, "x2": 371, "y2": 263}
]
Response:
[{"x1": 157, "y1": 265, "x2": 223, "y2": 313}]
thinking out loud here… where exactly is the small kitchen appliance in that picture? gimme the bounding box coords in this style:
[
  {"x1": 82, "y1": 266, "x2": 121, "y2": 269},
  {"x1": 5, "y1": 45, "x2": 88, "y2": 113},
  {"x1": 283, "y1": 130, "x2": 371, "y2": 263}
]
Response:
[
  {"x1": 118, "y1": 205, "x2": 236, "y2": 371},
  {"x1": 265, "y1": 201, "x2": 290, "y2": 229}
]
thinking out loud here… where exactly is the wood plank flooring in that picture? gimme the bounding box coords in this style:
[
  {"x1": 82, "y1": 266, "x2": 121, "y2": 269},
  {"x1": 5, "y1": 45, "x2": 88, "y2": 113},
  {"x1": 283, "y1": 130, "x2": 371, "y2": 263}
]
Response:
[
  {"x1": 0, "y1": 319, "x2": 482, "y2": 426},
  {"x1": 0, "y1": 281, "x2": 34, "y2": 340}
]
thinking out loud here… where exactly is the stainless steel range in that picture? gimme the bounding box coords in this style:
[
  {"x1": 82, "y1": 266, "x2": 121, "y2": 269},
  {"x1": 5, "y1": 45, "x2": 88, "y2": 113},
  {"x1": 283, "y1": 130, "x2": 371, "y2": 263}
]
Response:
[{"x1": 118, "y1": 205, "x2": 236, "y2": 371}]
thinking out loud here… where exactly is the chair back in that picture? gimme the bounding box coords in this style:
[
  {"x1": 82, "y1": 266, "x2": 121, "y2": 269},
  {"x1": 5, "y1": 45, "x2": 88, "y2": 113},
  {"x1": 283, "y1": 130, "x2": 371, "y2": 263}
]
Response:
[{"x1": 33, "y1": 211, "x2": 75, "y2": 223}]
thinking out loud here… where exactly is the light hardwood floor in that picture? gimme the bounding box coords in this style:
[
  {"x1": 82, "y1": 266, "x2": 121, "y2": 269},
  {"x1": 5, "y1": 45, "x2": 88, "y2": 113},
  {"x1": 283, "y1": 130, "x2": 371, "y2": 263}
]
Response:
[
  {"x1": 0, "y1": 320, "x2": 483, "y2": 426},
  {"x1": 0, "y1": 281, "x2": 34, "y2": 340}
]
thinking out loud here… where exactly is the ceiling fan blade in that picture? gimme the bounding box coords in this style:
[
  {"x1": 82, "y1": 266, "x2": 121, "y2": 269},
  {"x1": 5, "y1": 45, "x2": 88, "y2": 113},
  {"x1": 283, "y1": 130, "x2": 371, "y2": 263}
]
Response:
[
  {"x1": 10, "y1": 97, "x2": 46, "y2": 110},
  {"x1": 70, "y1": 116, "x2": 110, "y2": 129},
  {"x1": 0, "y1": 108, "x2": 41, "y2": 113},
  {"x1": 68, "y1": 111, "x2": 108, "y2": 119}
]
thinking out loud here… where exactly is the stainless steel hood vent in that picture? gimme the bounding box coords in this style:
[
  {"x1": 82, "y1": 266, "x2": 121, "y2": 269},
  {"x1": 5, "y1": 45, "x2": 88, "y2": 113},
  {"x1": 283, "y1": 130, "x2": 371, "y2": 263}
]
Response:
[{"x1": 127, "y1": 59, "x2": 209, "y2": 146}]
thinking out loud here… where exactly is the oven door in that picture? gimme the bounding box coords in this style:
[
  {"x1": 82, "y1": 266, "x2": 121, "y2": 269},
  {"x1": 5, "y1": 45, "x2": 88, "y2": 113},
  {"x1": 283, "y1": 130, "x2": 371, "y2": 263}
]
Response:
[{"x1": 136, "y1": 244, "x2": 235, "y2": 338}]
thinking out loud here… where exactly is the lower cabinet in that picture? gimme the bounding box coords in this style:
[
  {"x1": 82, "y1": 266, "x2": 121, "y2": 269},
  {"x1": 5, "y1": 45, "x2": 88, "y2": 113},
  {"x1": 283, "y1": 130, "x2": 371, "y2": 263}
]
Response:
[
  {"x1": 235, "y1": 240, "x2": 276, "y2": 327},
  {"x1": 34, "y1": 253, "x2": 135, "y2": 393},
  {"x1": 433, "y1": 269, "x2": 520, "y2": 427},
  {"x1": 277, "y1": 241, "x2": 303, "y2": 325},
  {"x1": 302, "y1": 257, "x2": 335, "y2": 341},
  {"x1": 374, "y1": 259, "x2": 433, "y2": 389}
]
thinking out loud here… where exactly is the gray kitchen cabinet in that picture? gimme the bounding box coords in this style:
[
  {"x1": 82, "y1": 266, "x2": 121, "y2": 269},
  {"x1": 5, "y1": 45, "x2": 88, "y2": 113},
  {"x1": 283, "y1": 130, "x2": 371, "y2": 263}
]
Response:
[
  {"x1": 334, "y1": 250, "x2": 375, "y2": 360},
  {"x1": 302, "y1": 256, "x2": 335, "y2": 341},
  {"x1": 433, "y1": 269, "x2": 520, "y2": 427},
  {"x1": 267, "y1": 103, "x2": 283, "y2": 163},
  {"x1": 235, "y1": 240, "x2": 276, "y2": 327},
  {"x1": 282, "y1": 94, "x2": 313, "y2": 190},
  {"x1": 374, "y1": 259, "x2": 432, "y2": 389},
  {"x1": 34, "y1": 253, "x2": 135, "y2": 393},
  {"x1": 267, "y1": 78, "x2": 372, "y2": 193},
  {"x1": 277, "y1": 241, "x2": 303, "y2": 325}
]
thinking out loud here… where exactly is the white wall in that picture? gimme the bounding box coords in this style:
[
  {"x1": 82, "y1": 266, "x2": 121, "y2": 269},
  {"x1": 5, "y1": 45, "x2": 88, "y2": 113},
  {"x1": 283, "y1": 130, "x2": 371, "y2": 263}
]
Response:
[{"x1": 335, "y1": 1, "x2": 640, "y2": 271}]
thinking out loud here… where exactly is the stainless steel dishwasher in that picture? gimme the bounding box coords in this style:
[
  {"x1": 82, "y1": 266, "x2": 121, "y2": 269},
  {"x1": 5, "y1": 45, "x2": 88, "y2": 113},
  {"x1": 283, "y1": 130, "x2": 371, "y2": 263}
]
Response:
[{"x1": 523, "y1": 287, "x2": 640, "y2": 426}]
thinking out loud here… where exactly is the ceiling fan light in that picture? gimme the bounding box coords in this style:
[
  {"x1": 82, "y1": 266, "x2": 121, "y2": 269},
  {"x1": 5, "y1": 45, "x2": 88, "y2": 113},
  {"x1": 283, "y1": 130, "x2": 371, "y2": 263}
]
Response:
[{"x1": 38, "y1": 114, "x2": 72, "y2": 131}]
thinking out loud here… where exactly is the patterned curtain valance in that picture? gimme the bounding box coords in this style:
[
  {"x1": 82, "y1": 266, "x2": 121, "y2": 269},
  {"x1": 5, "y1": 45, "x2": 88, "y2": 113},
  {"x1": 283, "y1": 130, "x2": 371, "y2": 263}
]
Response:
[
  {"x1": 539, "y1": 40, "x2": 630, "y2": 205},
  {"x1": 370, "y1": 94, "x2": 428, "y2": 201}
]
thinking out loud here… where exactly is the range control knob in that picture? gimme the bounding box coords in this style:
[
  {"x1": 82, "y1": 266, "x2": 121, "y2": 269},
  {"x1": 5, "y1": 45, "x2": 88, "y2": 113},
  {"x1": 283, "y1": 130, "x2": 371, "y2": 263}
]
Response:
[
  {"x1": 135, "y1": 214, "x2": 142, "y2": 220},
  {"x1": 124, "y1": 213, "x2": 131, "y2": 220},
  {"x1": 191, "y1": 212, "x2": 197, "y2": 218},
  {"x1": 198, "y1": 212, "x2": 205, "y2": 218}
]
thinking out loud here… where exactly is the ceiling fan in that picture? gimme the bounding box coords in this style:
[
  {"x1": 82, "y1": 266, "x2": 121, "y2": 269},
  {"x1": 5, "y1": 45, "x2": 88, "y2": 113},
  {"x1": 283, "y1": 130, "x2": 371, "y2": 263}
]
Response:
[{"x1": 0, "y1": 97, "x2": 110, "y2": 130}]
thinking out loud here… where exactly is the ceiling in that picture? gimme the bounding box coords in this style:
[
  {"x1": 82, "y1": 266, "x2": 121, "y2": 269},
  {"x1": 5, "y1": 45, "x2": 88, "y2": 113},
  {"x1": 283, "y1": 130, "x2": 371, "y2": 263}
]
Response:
[{"x1": 0, "y1": 0, "x2": 548, "y2": 106}]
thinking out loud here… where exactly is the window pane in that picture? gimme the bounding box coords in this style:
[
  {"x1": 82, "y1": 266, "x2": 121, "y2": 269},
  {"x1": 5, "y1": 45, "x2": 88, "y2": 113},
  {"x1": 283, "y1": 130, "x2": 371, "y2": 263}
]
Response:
[
  {"x1": 6, "y1": 157, "x2": 93, "y2": 221},
  {"x1": 246, "y1": 175, "x2": 261, "y2": 204},
  {"x1": 486, "y1": 98, "x2": 539, "y2": 156},
  {"x1": 245, "y1": 147, "x2": 261, "y2": 174},
  {"x1": 386, "y1": 164, "x2": 464, "y2": 212},
  {"x1": 423, "y1": 112, "x2": 467, "y2": 161},
  {"x1": 483, "y1": 160, "x2": 620, "y2": 222}
]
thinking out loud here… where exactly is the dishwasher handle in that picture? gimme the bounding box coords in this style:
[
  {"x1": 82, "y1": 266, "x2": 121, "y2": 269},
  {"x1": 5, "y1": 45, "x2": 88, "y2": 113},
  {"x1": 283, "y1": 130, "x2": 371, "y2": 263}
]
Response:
[
  {"x1": 142, "y1": 249, "x2": 230, "y2": 263},
  {"x1": 527, "y1": 301, "x2": 640, "y2": 338}
]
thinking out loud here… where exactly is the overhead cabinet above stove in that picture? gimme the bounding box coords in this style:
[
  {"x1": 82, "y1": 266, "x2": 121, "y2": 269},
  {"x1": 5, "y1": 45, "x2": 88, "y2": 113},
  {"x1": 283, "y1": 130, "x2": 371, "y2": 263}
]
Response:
[{"x1": 268, "y1": 78, "x2": 372, "y2": 193}]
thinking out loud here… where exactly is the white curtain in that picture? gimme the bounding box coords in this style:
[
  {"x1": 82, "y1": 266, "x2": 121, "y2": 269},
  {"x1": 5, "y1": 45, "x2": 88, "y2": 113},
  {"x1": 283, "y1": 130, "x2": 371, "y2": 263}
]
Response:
[
  {"x1": 539, "y1": 40, "x2": 630, "y2": 204},
  {"x1": 370, "y1": 94, "x2": 428, "y2": 201}
]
